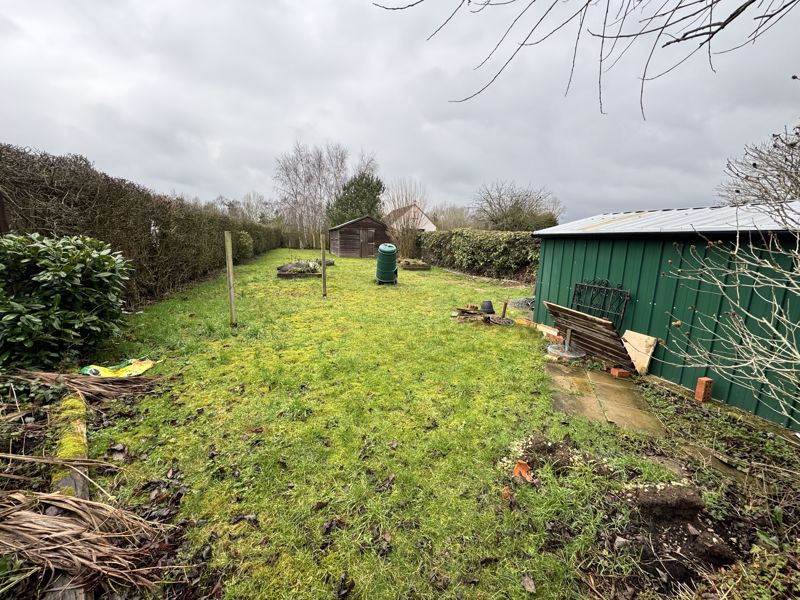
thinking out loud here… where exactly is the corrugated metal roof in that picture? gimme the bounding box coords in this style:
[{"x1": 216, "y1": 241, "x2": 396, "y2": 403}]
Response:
[{"x1": 535, "y1": 201, "x2": 799, "y2": 236}]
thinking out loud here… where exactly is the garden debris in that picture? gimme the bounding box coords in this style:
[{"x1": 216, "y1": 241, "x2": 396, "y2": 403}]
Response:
[
  {"x1": 621, "y1": 330, "x2": 658, "y2": 375},
  {"x1": 79, "y1": 358, "x2": 156, "y2": 377},
  {"x1": 375, "y1": 473, "x2": 396, "y2": 493},
  {"x1": 0, "y1": 452, "x2": 116, "y2": 471},
  {"x1": 228, "y1": 514, "x2": 259, "y2": 527},
  {"x1": 488, "y1": 315, "x2": 515, "y2": 326},
  {"x1": 514, "y1": 318, "x2": 536, "y2": 327},
  {"x1": 277, "y1": 261, "x2": 321, "y2": 278},
  {"x1": 518, "y1": 434, "x2": 578, "y2": 475},
  {"x1": 322, "y1": 518, "x2": 346, "y2": 536},
  {"x1": 429, "y1": 570, "x2": 451, "y2": 591},
  {"x1": 512, "y1": 459, "x2": 534, "y2": 483},
  {"x1": 0, "y1": 491, "x2": 167, "y2": 592},
  {"x1": 451, "y1": 306, "x2": 483, "y2": 321},
  {"x1": 134, "y1": 478, "x2": 189, "y2": 522},
  {"x1": 501, "y1": 485, "x2": 519, "y2": 510},
  {"x1": 370, "y1": 528, "x2": 393, "y2": 557},
  {"x1": 521, "y1": 573, "x2": 537, "y2": 593},
  {"x1": 107, "y1": 443, "x2": 128, "y2": 462},
  {"x1": 335, "y1": 571, "x2": 354, "y2": 598},
  {"x1": 452, "y1": 307, "x2": 515, "y2": 326},
  {"x1": 8, "y1": 370, "x2": 167, "y2": 402},
  {"x1": 423, "y1": 418, "x2": 438, "y2": 431}
]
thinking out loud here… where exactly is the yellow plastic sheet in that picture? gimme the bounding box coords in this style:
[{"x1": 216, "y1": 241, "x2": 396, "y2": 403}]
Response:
[{"x1": 79, "y1": 358, "x2": 155, "y2": 377}]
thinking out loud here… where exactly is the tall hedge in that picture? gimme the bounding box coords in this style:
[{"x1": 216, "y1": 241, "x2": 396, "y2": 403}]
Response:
[
  {"x1": 0, "y1": 145, "x2": 281, "y2": 305},
  {"x1": 419, "y1": 229, "x2": 540, "y2": 281}
]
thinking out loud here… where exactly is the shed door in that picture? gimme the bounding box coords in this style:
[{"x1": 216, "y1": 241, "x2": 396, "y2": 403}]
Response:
[{"x1": 361, "y1": 229, "x2": 375, "y2": 257}]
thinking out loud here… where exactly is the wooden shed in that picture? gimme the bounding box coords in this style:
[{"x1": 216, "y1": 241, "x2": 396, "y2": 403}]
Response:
[{"x1": 329, "y1": 216, "x2": 391, "y2": 258}]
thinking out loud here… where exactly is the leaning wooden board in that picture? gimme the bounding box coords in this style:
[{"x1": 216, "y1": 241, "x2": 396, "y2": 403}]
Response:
[{"x1": 543, "y1": 301, "x2": 635, "y2": 369}]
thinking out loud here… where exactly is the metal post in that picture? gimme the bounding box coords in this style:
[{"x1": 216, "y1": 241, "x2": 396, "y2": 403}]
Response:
[{"x1": 224, "y1": 231, "x2": 237, "y2": 327}]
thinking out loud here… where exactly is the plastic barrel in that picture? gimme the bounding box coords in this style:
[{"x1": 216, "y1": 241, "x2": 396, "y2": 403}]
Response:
[{"x1": 376, "y1": 243, "x2": 398, "y2": 284}]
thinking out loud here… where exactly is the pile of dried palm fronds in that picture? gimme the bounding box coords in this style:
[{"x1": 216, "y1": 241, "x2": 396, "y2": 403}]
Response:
[
  {"x1": 0, "y1": 491, "x2": 167, "y2": 591},
  {"x1": 6, "y1": 371, "x2": 166, "y2": 402}
]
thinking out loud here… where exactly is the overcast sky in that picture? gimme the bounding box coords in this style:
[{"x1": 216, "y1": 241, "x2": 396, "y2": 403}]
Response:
[{"x1": 0, "y1": 1, "x2": 797, "y2": 220}]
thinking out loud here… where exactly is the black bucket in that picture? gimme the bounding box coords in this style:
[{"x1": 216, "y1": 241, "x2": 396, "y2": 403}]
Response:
[{"x1": 481, "y1": 300, "x2": 495, "y2": 314}]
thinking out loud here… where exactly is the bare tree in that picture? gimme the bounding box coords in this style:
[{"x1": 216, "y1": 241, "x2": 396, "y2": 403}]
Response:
[
  {"x1": 718, "y1": 124, "x2": 800, "y2": 208},
  {"x1": 665, "y1": 127, "x2": 799, "y2": 426},
  {"x1": 273, "y1": 141, "x2": 353, "y2": 248},
  {"x1": 429, "y1": 203, "x2": 474, "y2": 230},
  {"x1": 375, "y1": 0, "x2": 798, "y2": 112},
  {"x1": 384, "y1": 178, "x2": 430, "y2": 257},
  {"x1": 473, "y1": 180, "x2": 562, "y2": 231},
  {"x1": 214, "y1": 191, "x2": 272, "y2": 223}
]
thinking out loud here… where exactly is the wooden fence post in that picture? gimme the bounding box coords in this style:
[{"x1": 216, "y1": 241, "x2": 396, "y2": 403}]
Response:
[
  {"x1": 224, "y1": 231, "x2": 237, "y2": 326},
  {"x1": 321, "y1": 232, "x2": 328, "y2": 298}
]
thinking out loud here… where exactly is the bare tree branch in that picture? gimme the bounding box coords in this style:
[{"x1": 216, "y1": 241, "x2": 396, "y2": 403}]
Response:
[
  {"x1": 375, "y1": 0, "x2": 799, "y2": 105},
  {"x1": 664, "y1": 125, "x2": 800, "y2": 426}
]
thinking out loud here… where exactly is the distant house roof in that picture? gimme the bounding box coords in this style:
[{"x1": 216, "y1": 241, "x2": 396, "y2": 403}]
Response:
[
  {"x1": 535, "y1": 202, "x2": 800, "y2": 237},
  {"x1": 384, "y1": 204, "x2": 437, "y2": 231},
  {"x1": 384, "y1": 205, "x2": 412, "y2": 223},
  {"x1": 329, "y1": 215, "x2": 386, "y2": 231}
]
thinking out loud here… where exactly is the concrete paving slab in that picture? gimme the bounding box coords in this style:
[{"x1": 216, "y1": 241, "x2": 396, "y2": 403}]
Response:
[
  {"x1": 547, "y1": 363, "x2": 665, "y2": 436},
  {"x1": 601, "y1": 400, "x2": 665, "y2": 436},
  {"x1": 551, "y1": 391, "x2": 606, "y2": 422}
]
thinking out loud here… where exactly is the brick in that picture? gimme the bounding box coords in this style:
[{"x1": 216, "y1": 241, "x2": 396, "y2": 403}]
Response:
[
  {"x1": 610, "y1": 367, "x2": 631, "y2": 379},
  {"x1": 694, "y1": 377, "x2": 713, "y2": 402}
]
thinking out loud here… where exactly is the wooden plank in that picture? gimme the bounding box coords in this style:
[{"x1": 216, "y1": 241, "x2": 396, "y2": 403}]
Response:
[
  {"x1": 544, "y1": 301, "x2": 617, "y2": 327},
  {"x1": 321, "y1": 233, "x2": 327, "y2": 298},
  {"x1": 544, "y1": 301, "x2": 634, "y2": 368},
  {"x1": 224, "y1": 231, "x2": 237, "y2": 327},
  {"x1": 44, "y1": 393, "x2": 92, "y2": 600}
]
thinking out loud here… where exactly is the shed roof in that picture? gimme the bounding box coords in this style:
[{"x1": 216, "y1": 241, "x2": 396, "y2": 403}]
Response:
[
  {"x1": 329, "y1": 215, "x2": 386, "y2": 231},
  {"x1": 535, "y1": 202, "x2": 799, "y2": 237}
]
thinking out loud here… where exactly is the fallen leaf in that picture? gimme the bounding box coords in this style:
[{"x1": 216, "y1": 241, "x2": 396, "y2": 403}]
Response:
[
  {"x1": 107, "y1": 443, "x2": 128, "y2": 462},
  {"x1": 512, "y1": 459, "x2": 534, "y2": 483},
  {"x1": 336, "y1": 571, "x2": 354, "y2": 598},
  {"x1": 322, "y1": 518, "x2": 346, "y2": 536},
  {"x1": 228, "y1": 514, "x2": 259, "y2": 527},
  {"x1": 613, "y1": 535, "x2": 630, "y2": 551},
  {"x1": 376, "y1": 473, "x2": 396, "y2": 493},
  {"x1": 501, "y1": 485, "x2": 519, "y2": 511},
  {"x1": 522, "y1": 574, "x2": 536, "y2": 593}
]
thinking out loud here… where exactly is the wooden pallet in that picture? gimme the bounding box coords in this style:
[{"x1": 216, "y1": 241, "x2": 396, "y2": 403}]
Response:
[{"x1": 543, "y1": 301, "x2": 634, "y2": 369}]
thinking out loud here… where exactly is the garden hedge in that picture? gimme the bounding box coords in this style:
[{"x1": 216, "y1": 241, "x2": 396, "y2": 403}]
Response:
[
  {"x1": 419, "y1": 229, "x2": 540, "y2": 281},
  {"x1": 0, "y1": 144, "x2": 281, "y2": 305}
]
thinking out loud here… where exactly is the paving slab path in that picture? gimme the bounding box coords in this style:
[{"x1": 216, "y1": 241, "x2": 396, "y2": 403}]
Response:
[{"x1": 546, "y1": 362, "x2": 665, "y2": 436}]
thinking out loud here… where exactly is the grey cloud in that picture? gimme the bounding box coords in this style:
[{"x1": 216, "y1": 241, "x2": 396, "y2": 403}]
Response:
[{"x1": 0, "y1": 1, "x2": 797, "y2": 221}]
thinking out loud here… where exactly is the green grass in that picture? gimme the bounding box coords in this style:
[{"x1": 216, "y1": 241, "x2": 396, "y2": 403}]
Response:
[{"x1": 92, "y1": 250, "x2": 674, "y2": 599}]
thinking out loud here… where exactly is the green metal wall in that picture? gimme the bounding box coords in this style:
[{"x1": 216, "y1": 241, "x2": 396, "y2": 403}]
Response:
[{"x1": 533, "y1": 236, "x2": 799, "y2": 429}]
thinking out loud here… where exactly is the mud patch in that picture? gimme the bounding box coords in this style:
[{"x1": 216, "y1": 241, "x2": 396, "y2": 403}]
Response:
[{"x1": 613, "y1": 484, "x2": 742, "y2": 593}]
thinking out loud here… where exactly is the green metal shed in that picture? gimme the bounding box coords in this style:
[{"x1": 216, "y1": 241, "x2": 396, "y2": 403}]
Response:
[{"x1": 533, "y1": 203, "x2": 799, "y2": 429}]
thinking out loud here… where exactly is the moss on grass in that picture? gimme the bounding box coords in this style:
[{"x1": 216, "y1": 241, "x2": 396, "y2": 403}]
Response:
[
  {"x1": 51, "y1": 393, "x2": 88, "y2": 490},
  {"x1": 91, "y1": 250, "x2": 679, "y2": 599}
]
